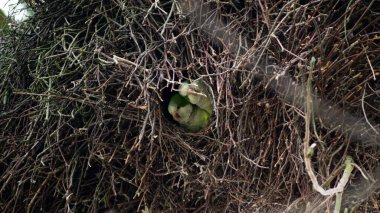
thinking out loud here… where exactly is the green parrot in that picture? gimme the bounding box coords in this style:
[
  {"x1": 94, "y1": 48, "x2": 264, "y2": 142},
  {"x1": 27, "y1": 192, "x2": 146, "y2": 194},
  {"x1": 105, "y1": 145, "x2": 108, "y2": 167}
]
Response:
[
  {"x1": 179, "y1": 80, "x2": 213, "y2": 115},
  {"x1": 168, "y1": 93, "x2": 210, "y2": 132}
]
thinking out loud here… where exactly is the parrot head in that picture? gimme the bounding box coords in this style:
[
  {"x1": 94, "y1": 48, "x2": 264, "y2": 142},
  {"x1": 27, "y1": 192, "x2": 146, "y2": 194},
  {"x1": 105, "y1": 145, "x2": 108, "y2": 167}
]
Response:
[
  {"x1": 168, "y1": 94, "x2": 193, "y2": 123},
  {"x1": 179, "y1": 82, "x2": 191, "y2": 97}
]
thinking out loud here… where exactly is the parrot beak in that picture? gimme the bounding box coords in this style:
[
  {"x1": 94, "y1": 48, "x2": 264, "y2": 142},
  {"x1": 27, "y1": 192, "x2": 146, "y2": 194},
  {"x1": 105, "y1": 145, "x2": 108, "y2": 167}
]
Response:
[{"x1": 172, "y1": 111, "x2": 180, "y2": 121}]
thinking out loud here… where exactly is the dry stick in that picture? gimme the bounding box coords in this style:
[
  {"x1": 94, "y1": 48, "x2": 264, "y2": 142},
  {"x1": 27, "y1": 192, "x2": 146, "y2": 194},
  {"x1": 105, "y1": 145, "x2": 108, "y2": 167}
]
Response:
[
  {"x1": 304, "y1": 57, "x2": 354, "y2": 197},
  {"x1": 361, "y1": 85, "x2": 379, "y2": 135},
  {"x1": 333, "y1": 192, "x2": 344, "y2": 213},
  {"x1": 179, "y1": 0, "x2": 380, "y2": 210},
  {"x1": 340, "y1": 166, "x2": 380, "y2": 209},
  {"x1": 180, "y1": 0, "x2": 380, "y2": 147},
  {"x1": 305, "y1": 60, "x2": 353, "y2": 212}
]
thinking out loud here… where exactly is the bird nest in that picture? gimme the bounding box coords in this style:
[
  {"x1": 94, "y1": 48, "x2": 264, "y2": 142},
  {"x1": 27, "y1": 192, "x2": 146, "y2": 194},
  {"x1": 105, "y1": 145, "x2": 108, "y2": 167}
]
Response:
[{"x1": 0, "y1": 0, "x2": 379, "y2": 212}]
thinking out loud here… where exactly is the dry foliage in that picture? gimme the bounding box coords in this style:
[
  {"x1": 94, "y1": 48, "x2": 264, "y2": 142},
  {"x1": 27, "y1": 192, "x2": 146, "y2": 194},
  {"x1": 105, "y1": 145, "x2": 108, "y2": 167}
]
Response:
[{"x1": 0, "y1": 0, "x2": 379, "y2": 212}]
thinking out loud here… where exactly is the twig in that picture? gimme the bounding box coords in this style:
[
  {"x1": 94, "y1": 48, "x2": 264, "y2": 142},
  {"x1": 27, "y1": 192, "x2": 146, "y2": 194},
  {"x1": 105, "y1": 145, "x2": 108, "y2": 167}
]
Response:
[
  {"x1": 304, "y1": 58, "x2": 354, "y2": 196},
  {"x1": 361, "y1": 85, "x2": 379, "y2": 135}
]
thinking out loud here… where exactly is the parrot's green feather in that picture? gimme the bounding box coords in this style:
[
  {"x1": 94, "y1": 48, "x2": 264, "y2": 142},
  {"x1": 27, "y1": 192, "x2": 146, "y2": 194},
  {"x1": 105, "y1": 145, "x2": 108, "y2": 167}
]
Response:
[
  {"x1": 168, "y1": 92, "x2": 210, "y2": 132},
  {"x1": 185, "y1": 107, "x2": 210, "y2": 132},
  {"x1": 170, "y1": 93, "x2": 189, "y2": 107},
  {"x1": 179, "y1": 80, "x2": 213, "y2": 115},
  {"x1": 176, "y1": 104, "x2": 193, "y2": 124},
  {"x1": 168, "y1": 93, "x2": 190, "y2": 115}
]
